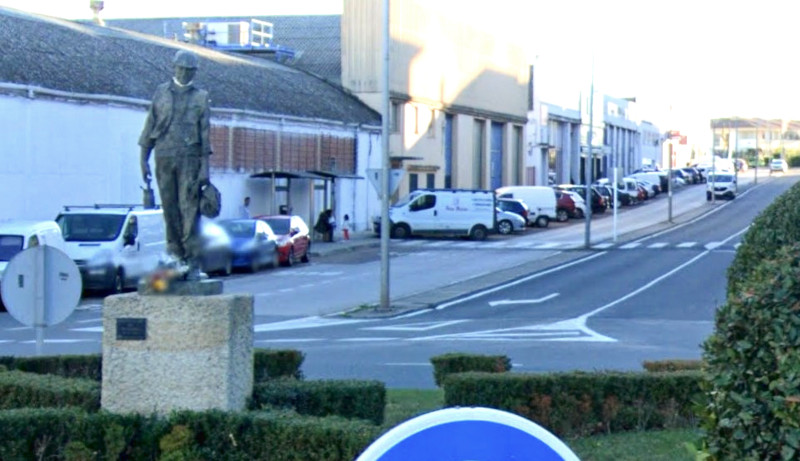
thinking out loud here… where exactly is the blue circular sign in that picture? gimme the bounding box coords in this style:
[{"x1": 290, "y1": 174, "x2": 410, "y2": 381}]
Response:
[{"x1": 357, "y1": 407, "x2": 579, "y2": 461}]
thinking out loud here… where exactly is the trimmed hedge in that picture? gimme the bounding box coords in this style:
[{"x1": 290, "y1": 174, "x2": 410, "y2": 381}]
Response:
[
  {"x1": 0, "y1": 348, "x2": 303, "y2": 382},
  {"x1": 0, "y1": 407, "x2": 380, "y2": 460},
  {"x1": 642, "y1": 359, "x2": 703, "y2": 372},
  {"x1": 430, "y1": 352, "x2": 511, "y2": 387},
  {"x1": 726, "y1": 180, "x2": 800, "y2": 296},
  {"x1": 444, "y1": 371, "x2": 701, "y2": 438},
  {"x1": 253, "y1": 349, "x2": 305, "y2": 381},
  {"x1": 0, "y1": 371, "x2": 100, "y2": 411},
  {"x1": 0, "y1": 354, "x2": 102, "y2": 381},
  {"x1": 252, "y1": 379, "x2": 385, "y2": 425}
]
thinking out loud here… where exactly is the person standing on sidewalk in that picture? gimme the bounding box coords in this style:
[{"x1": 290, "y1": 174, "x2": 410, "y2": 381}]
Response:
[{"x1": 342, "y1": 214, "x2": 350, "y2": 240}]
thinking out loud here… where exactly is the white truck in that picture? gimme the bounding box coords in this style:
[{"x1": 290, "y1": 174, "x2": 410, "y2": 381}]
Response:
[{"x1": 387, "y1": 189, "x2": 496, "y2": 240}]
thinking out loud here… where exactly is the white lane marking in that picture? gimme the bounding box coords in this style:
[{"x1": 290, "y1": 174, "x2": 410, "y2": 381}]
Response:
[
  {"x1": 593, "y1": 243, "x2": 614, "y2": 249},
  {"x1": 411, "y1": 317, "x2": 615, "y2": 343},
  {"x1": 0, "y1": 340, "x2": 13, "y2": 344},
  {"x1": 338, "y1": 337, "x2": 399, "y2": 342},
  {"x1": 488, "y1": 293, "x2": 560, "y2": 307},
  {"x1": 365, "y1": 320, "x2": 468, "y2": 332},
  {"x1": 19, "y1": 339, "x2": 98, "y2": 344},
  {"x1": 75, "y1": 303, "x2": 103, "y2": 311},
  {"x1": 535, "y1": 242, "x2": 562, "y2": 249},
  {"x1": 705, "y1": 242, "x2": 723, "y2": 250},
  {"x1": 676, "y1": 242, "x2": 696, "y2": 248},
  {"x1": 71, "y1": 327, "x2": 103, "y2": 333},
  {"x1": 273, "y1": 271, "x2": 344, "y2": 277},
  {"x1": 253, "y1": 316, "x2": 367, "y2": 332},
  {"x1": 74, "y1": 318, "x2": 103, "y2": 324},
  {"x1": 647, "y1": 242, "x2": 668, "y2": 249},
  {"x1": 255, "y1": 339, "x2": 324, "y2": 343},
  {"x1": 619, "y1": 242, "x2": 641, "y2": 249},
  {"x1": 432, "y1": 252, "x2": 605, "y2": 312}
]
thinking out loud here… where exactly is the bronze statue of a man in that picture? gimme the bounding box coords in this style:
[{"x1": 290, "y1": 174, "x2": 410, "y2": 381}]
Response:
[{"x1": 138, "y1": 49, "x2": 212, "y2": 280}]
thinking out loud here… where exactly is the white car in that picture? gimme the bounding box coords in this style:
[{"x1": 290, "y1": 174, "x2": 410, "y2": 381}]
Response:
[{"x1": 770, "y1": 159, "x2": 788, "y2": 174}]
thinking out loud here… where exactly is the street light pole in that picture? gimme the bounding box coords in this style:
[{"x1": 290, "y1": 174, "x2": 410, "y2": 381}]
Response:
[
  {"x1": 584, "y1": 60, "x2": 594, "y2": 249},
  {"x1": 379, "y1": 0, "x2": 391, "y2": 311}
]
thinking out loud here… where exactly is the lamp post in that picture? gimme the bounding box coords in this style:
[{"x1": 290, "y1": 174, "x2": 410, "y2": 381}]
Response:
[{"x1": 379, "y1": 0, "x2": 391, "y2": 311}]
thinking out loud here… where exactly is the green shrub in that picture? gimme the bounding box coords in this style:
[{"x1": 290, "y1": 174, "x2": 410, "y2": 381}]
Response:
[
  {"x1": 0, "y1": 355, "x2": 102, "y2": 381},
  {"x1": 430, "y1": 352, "x2": 511, "y2": 387},
  {"x1": 642, "y1": 359, "x2": 703, "y2": 372},
  {"x1": 0, "y1": 370, "x2": 99, "y2": 411},
  {"x1": 726, "y1": 181, "x2": 800, "y2": 296},
  {"x1": 701, "y1": 244, "x2": 800, "y2": 460},
  {"x1": 254, "y1": 348, "x2": 305, "y2": 381},
  {"x1": 251, "y1": 379, "x2": 385, "y2": 425},
  {"x1": 0, "y1": 408, "x2": 379, "y2": 460},
  {"x1": 444, "y1": 371, "x2": 701, "y2": 438},
  {"x1": 0, "y1": 349, "x2": 303, "y2": 383}
]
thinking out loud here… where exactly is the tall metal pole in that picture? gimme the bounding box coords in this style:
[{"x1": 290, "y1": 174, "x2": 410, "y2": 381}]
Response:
[
  {"x1": 754, "y1": 120, "x2": 759, "y2": 185},
  {"x1": 584, "y1": 60, "x2": 594, "y2": 249},
  {"x1": 667, "y1": 141, "x2": 673, "y2": 222},
  {"x1": 379, "y1": 0, "x2": 391, "y2": 311}
]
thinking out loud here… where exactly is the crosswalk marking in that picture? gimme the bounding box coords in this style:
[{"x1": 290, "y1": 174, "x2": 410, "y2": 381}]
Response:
[{"x1": 385, "y1": 239, "x2": 739, "y2": 252}]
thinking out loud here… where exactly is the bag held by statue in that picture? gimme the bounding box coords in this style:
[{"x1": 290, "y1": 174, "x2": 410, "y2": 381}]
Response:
[
  {"x1": 200, "y1": 181, "x2": 222, "y2": 218},
  {"x1": 142, "y1": 179, "x2": 156, "y2": 209}
]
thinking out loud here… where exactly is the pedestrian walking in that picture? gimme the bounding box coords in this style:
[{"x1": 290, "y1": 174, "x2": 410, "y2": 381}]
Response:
[
  {"x1": 342, "y1": 214, "x2": 350, "y2": 240},
  {"x1": 239, "y1": 196, "x2": 251, "y2": 218}
]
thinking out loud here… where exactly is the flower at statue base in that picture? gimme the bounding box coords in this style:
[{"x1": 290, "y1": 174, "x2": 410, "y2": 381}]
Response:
[{"x1": 146, "y1": 267, "x2": 180, "y2": 293}]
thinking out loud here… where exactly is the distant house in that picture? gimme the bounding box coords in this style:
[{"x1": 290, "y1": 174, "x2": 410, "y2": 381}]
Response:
[{"x1": 0, "y1": 7, "x2": 381, "y2": 231}]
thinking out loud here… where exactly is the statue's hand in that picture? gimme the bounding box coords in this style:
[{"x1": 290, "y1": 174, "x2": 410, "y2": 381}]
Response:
[{"x1": 141, "y1": 161, "x2": 152, "y2": 184}]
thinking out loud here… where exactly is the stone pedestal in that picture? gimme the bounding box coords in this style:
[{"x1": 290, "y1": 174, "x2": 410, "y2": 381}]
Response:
[{"x1": 101, "y1": 292, "x2": 253, "y2": 415}]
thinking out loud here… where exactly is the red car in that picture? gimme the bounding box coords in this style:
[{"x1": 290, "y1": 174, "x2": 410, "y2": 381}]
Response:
[{"x1": 255, "y1": 215, "x2": 311, "y2": 266}]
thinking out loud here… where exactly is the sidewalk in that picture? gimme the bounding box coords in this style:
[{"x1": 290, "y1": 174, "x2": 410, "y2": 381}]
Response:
[{"x1": 308, "y1": 229, "x2": 380, "y2": 258}]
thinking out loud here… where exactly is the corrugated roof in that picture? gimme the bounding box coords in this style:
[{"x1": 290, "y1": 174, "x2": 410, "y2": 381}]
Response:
[
  {"x1": 0, "y1": 8, "x2": 379, "y2": 126},
  {"x1": 103, "y1": 15, "x2": 343, "y2": 84}
]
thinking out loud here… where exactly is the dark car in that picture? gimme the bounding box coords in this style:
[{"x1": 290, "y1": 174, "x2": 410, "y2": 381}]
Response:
[
  {"x1": 556, "y1": 185, "x2": 607, "y2": 214},
  {"x1": 217, "y1": 219, "x2": 279, "y2": 272},
  {"x1": 496, "y1": 198, "x2": 530, "y2": 226},
  {"x1": 256, "y1": 215, "x2": 311, "y2": 266}
]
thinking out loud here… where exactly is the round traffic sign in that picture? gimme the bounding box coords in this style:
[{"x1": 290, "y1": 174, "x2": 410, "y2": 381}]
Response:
[
  {"x1": 357, "y1": 407, "x2": 579, "y2": 461},
  {"x1": 1, "y1": 245, "x2": 81, "y2": 327}
]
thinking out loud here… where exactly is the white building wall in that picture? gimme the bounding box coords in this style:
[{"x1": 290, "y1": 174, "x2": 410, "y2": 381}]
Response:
[{"x1": 0, "y1": 93, "x2": 380, "y2": 233}]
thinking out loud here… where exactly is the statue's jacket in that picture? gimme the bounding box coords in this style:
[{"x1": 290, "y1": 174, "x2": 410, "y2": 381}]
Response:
[{"x1": 138, "y1": 80, "x2": 212, "y2": 158}]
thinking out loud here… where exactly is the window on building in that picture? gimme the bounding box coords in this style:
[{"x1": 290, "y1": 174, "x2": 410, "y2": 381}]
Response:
[
  {"x1": 409, "y1": 173, "x2": 418, "y2": 191},
  {"x1": 390, "y1": 102, "x2": 402, "y2": 133},
  {"x1": 426, "y1": 173, "x2": 435, "y2": 188}
]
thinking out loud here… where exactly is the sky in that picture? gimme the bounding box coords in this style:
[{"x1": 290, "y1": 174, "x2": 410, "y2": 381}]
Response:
[{"x1": 1, "y1": 0, "x2": 799, "y2": 148}]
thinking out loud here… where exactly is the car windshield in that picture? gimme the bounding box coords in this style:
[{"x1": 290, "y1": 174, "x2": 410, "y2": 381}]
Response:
[
  {"x1": 709, "y1": 174, "x2": 733, "y2": 183},
  {"x1": 393, "y1": 191, "x2": 423, "y2": 208},
  {"x1": 56, "y1": 213, "x2": 126, "y2": 242},
  {"x1": 262, "y1": 218, "x2": 291, "y2": 235},
  {"x1": 0, "y1": 235, "x2": 24, "y2": 262},
  {"x1": 220, "y1": 220, "x2": 256, "y2": 239}
]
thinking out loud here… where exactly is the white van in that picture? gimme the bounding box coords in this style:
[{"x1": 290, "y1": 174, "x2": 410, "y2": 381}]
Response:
[
  {"x1": 706, "y1": 172, "x2": 737, "y2": 200},
  {"x1": 0, "y1": 220, "x2": 66, "y2": 310},
  {"x1": 55, "y1": 205, "x2": 166, "y2": 293},
  {"x1": 388, "y1": 189, "x2": 495, "y2": 240},
  {"x1": 495, "y1": 186, "x2": 556, "y2": 228}
]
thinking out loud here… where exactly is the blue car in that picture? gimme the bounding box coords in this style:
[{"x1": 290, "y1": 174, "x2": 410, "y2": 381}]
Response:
[{"x1": 217, "y1": 219, "x2": 279, "y2": 272}]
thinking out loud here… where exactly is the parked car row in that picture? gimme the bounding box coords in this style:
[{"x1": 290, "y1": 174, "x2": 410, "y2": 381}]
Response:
[{"x1": 1, "y1": 206, "x2": 315, "y2": 304}]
